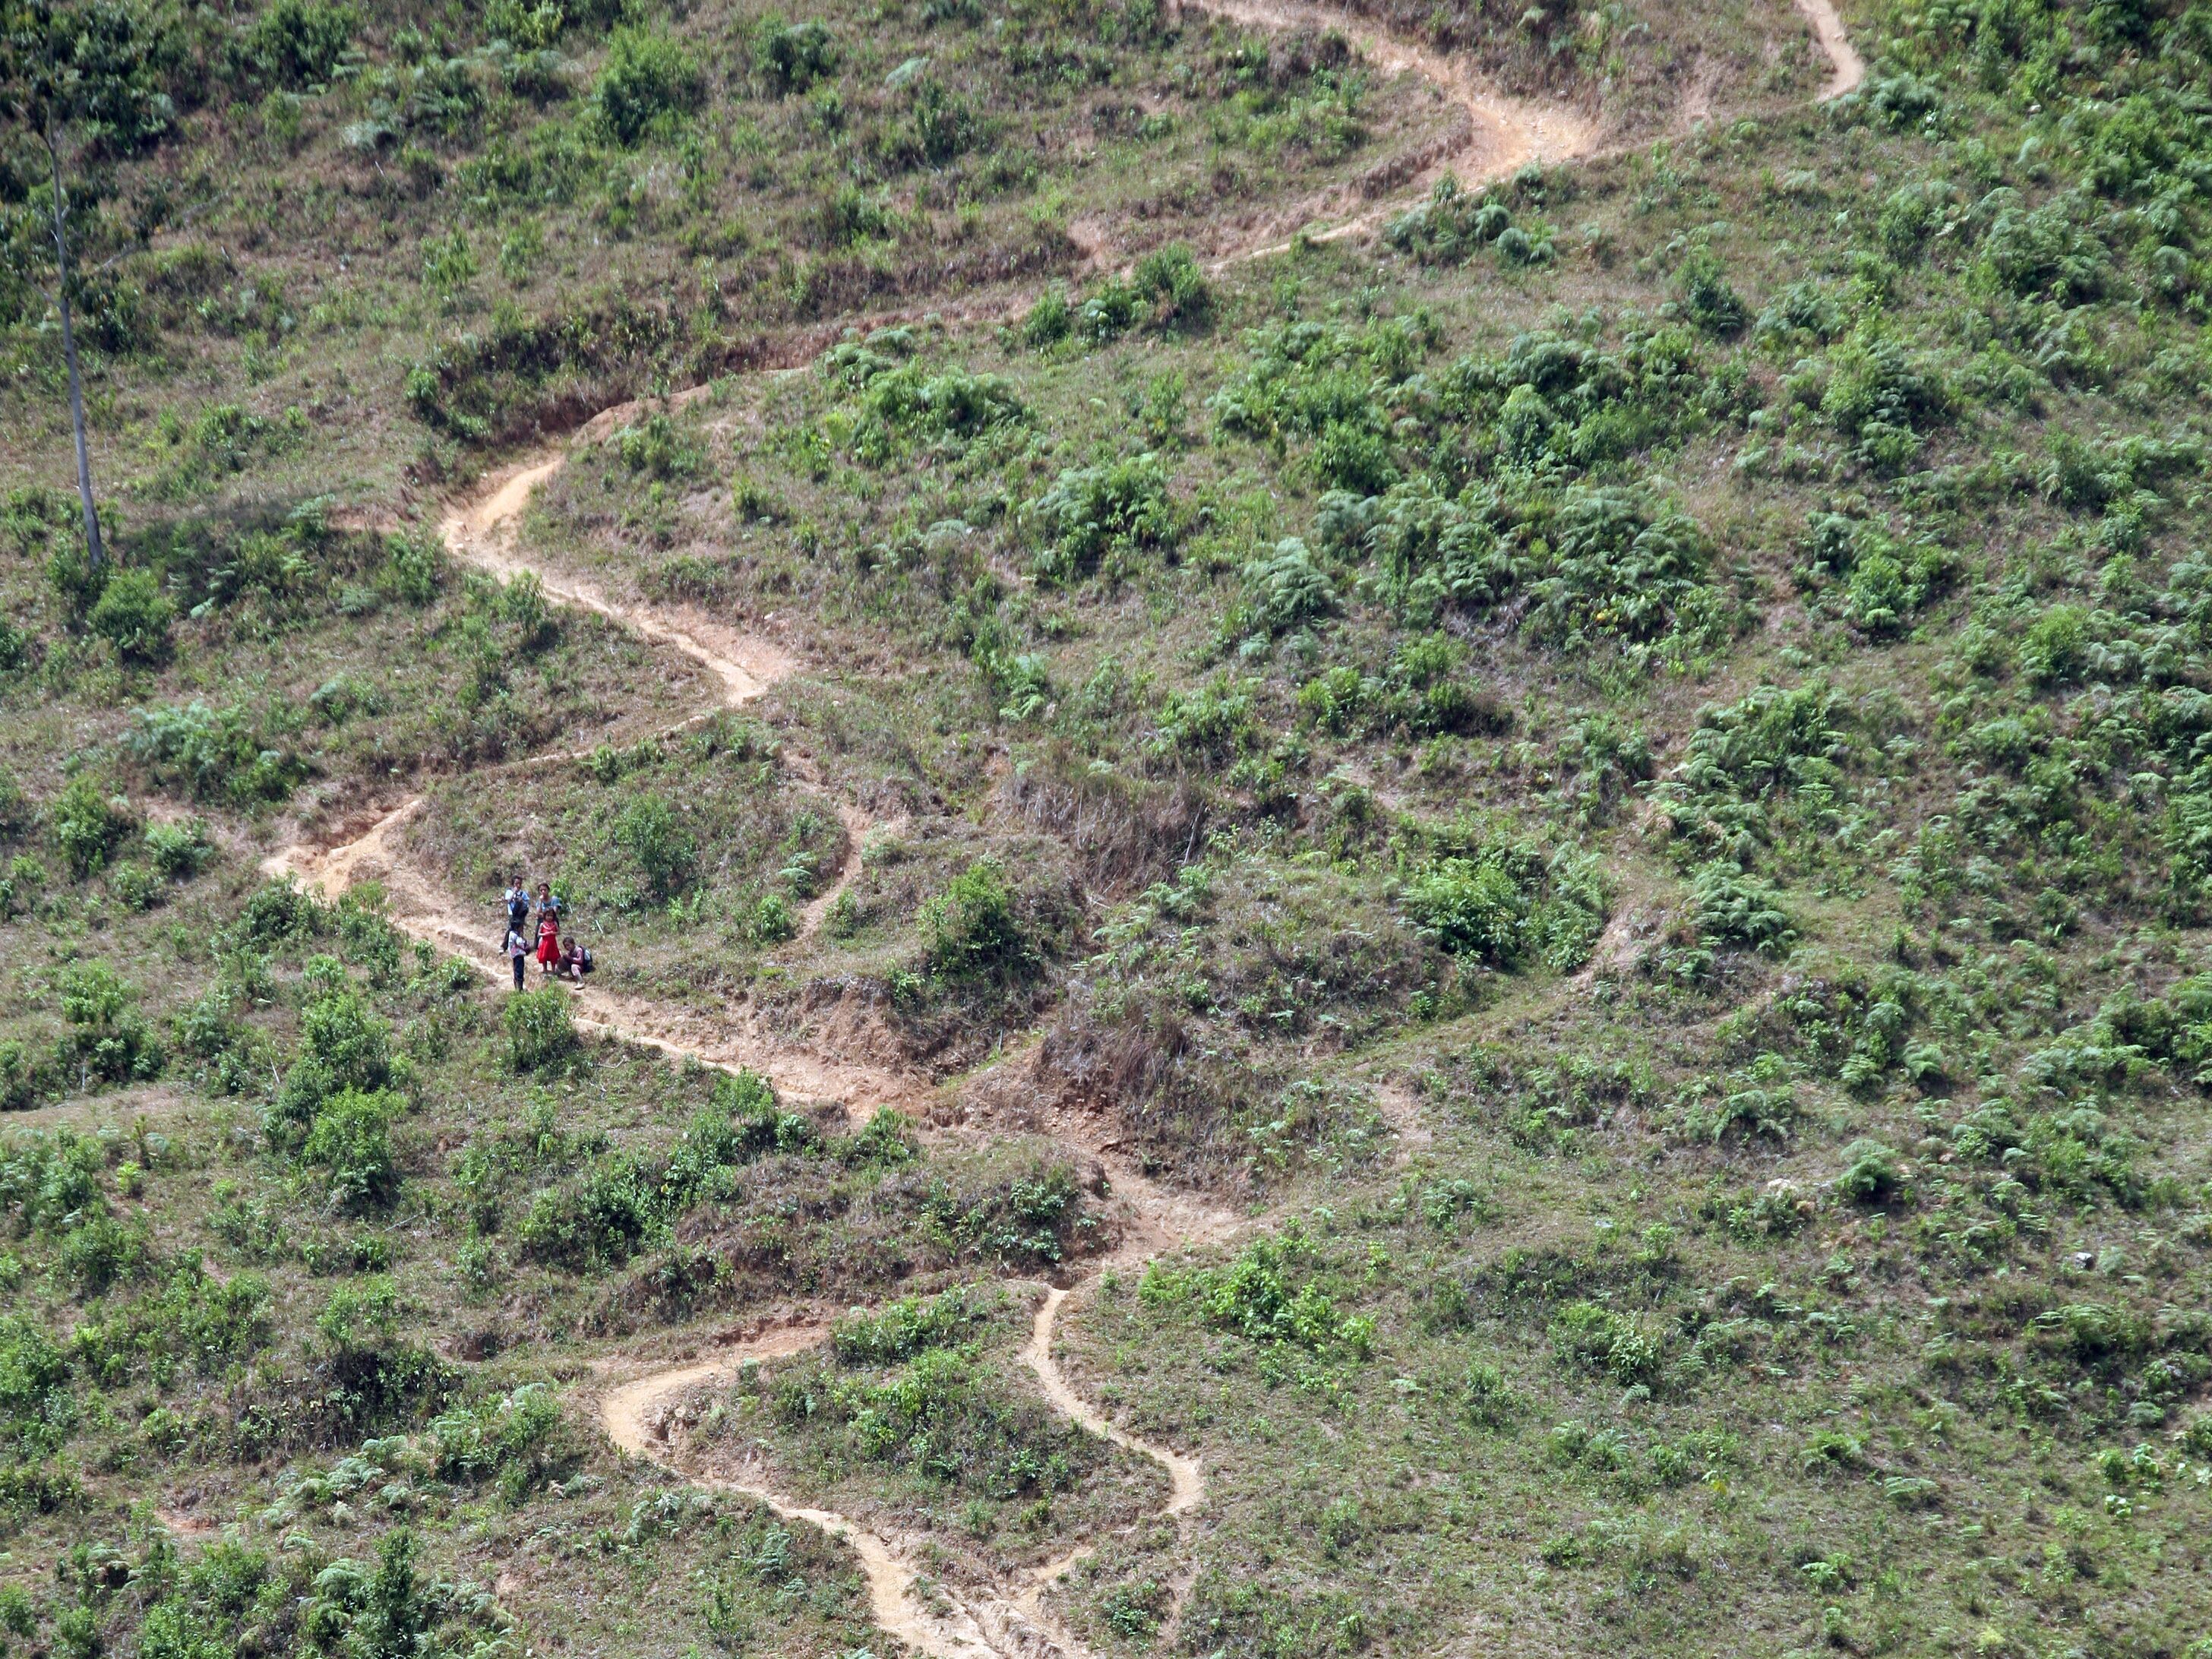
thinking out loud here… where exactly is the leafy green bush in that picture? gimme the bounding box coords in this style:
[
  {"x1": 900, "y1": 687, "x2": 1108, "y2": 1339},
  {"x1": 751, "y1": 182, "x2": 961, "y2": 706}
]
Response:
[
  {"x1": 1384, "y1": 175, "x2": 1517, "y2": 263},
  {"x1": 613, "y1": 792, "x2": 694, "y2": 899},
  {"x1": 744, "y1": 891, "x2": 796, "y2": 945},
  {"x1": 58, "y1": 961, "x2": 163, "y2": 1084},
  {"x1": 1689, "y1": 862, "x2": 1796, "y2": 956},
  {"x1": 430, "y1": 1384, "x2": 575, "y2": 1501},
  {"x1": 1834, "y1": 1138, "x2": 1906, "y2": 1204},
  {"x1": 831, "y1": 1287, "x2": 989, "y2": 1364},
  {"x1": 1024, "y1": 453, "x2": 1174, "y2": 583},
  {"x1": 234, "y1": 878, "x2": 321, "y2": 946},
  {"x1": 302, "y1": 1089, "x2": 403, "y2": 1212},
  {"x1": 108, "y1": 861, "x2": 163, "y2": 910},
  {"x1": 0, "y1": 1038, "x2": 49, "y2": 1111},
  {"x1": 1552, "y1": 1300, "x2": 1664, "y2": 1385},
  {"x1": 1405, "y1": 859, "x2": 1525, "y2": 963},
  {"x1": 519, "y1": 1077, "x2": 804, "y2": 1268},
  {"x1": 1404, "y1": 842, "x2": 1606, "y2": 972},
  {"x1": 0, "y1": 1313, "x2": 74, "y2": 1456},
  {"x1": 143, "y1": 818, "x2": 213, "y2": 879},
  {"x1": 921, "y1": 860, "x2": 1028, "y2": 980},
  {"x1": 1676, "y1": 245, "x2": 1746, "y2": 334},
  {"x1": 754, "y1": 16, "x2": 838, "y2": 93},
  {"x1": 383, "y1": 530, "x2": 444, "y2": 604},
  {"x1": 233, "y1": 0, "x2": 356, "y2": 90},
  {"x1": 1141, "y1": 1226, "x2": 1372, "y2": 1357},
  {"x1": 129, "y1": 700, "x2": 307, "y2": 804},
  {"x1": 1242, "y1": 538, "x2": 1336, "y2": 634},
  {"x1": 87, "y1": 567, "x2": 175, "y2": 663},
  {"x1": 596, "y1": 27, "x2": 703, "y2": 144},
  {"x1": 614, "y1": 412, "x2": 702, "y2": 480},
  {"x1": 504, "y1": 988, "x2": 574, "y2": 1073},
  {"x1": 52, "y1": 778, "x2": 134, "y2": 876}
]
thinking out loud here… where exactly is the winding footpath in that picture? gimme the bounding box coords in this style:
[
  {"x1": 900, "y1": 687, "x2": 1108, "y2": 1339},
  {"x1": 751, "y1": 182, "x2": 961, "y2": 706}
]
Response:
[{"x1": 264, "y1": 5, "x2": 1865, "y2": 1654}]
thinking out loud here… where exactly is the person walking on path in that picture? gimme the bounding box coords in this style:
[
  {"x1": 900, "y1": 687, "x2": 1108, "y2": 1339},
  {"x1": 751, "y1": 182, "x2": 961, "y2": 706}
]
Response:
[
  {"x1": 534, "y1": 881, "x2": 562, "y2": 978},
  {"x1": 506, "y1": 921, "x2": 530, "y2": 989}
]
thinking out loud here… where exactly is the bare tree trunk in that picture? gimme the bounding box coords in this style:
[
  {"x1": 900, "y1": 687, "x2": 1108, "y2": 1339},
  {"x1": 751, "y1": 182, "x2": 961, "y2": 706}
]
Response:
[{"x1": 48, "y1": 130, "x2": 103, "y2": 573}]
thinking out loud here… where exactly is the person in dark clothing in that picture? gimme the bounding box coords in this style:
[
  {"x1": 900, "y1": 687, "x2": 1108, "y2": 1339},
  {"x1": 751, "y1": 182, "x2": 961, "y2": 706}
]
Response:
[{"x1": 506, "y1": 922, "x2": 529, "y2": 988}]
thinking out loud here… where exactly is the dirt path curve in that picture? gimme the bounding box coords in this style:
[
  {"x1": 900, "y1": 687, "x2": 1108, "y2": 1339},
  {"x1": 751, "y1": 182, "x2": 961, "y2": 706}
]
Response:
[
  {"x1": 257, "y1": 4, "x2": 1864, "y2": 1651},
  {"x1": 1190, "y1": 0, "x2": 1599, "y2": 264},
  {"x1": 599, "y1": 1328, "x2": 1006, "y2": 1659},
  {"x1": 1795, "y1": 0, "x2": 1866, "y2": 100}
]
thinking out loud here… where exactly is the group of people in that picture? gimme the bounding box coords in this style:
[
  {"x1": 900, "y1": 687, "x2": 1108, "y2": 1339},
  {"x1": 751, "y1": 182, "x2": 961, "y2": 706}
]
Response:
[{"x1": 501, "y1": 877, "x2": 592, "y2": 988}]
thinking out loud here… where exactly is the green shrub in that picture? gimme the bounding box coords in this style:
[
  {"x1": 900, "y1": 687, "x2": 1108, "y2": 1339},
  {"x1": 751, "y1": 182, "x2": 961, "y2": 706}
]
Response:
[
  {"x1": 1243, "y1": 538, "x2": 1337, "y2": 634},
  {"x1": 614, "y1": 413, "x2": 702, "y2": 480},
  {"x1": 1552, "y1": 1301, "x2": 1664, "y2": 1385},
  {"x1": 1142, "y1": 1227, "x2": 1371, "y2": 1356},
  {"x1": 1834, "y1": 1138, "x2": 1905, "y2": 1204},
  {"x1": 234, "y1": 0, "x2": 356, "y2": 90},
  {"x1": 235, "y1": 878, "x2": 321, "y2": 946},
  {"x1": 1021, "y1": 286, "x2": 1072, "y2": 348},
  {"x1": 2018, "y1": 604, "x2": 2089, "y2": 687},
  {"x1": 59, "y1": 961, "x2": 163, "y2": 1084},
  {"x1": 921, "y1": 860, "x2": 1028, "y2": 980},
  {"x1": 302, "y1": 1089, "x2": 403, "y2": 1212},
  {"x1": 1023, "y1": 453, "x2": 1174, "y2": 583},
  {"x1": 0, "y1": 766, "x2": 28, "y2": 839},
  {"x1": 1676, "y1": 245, "x2": 1746, "y2": 334},
  {"x1": 129, "y1": 700, "x2": 307, "y2": 804},
  {"x1": 87, "y1": 567, "x2": 176, "y2": 662},
  {"x1": 1689, "y1": 862, "x2": 1796, "y2": 956},
  {"x1": 504, "y1": 988, "x2": 575, "y2": 1073},
  {"x1": 836, "y1": 1106, "x2": 917, "y2": 1169},
  {"x1": 0, "y1": 1314, "x2": 74, "y2": 1455},
  {"x1": 823, "y1": 181, "x2": 891, "y2": 245},
  {"x1": 744, "y1": 891, "x2": 796, "y2": 945},
  {"x1": 0, "y1": 617, "x2": 34, "y2": 674},
  {"x1": 1405, "y1": 859, "x2": 1526, "y2": 963},
  {"x1": 429, "y1": 1384, "x2": 575, "y2": 1501},
  {"x1": 596, "y1": 27, "x2": 703, "y2": 144},
  {"x1": 316, "y1": 1276, "x2": 398, "y2": 1349},
  {"x1": 144, "y1": 818, "x2": 213, "y2": 878},
  {"x1": 754, "y1": 16, "x2": 838, "y2": 93},
  {"x1": 108, "y1": 860, "x2": 163, "y2": 910},
  {"x1": 1130, "y1": 243, "x2": 1210, "y2": 330},
  {"x1": 0, "y1": 1038, "x2": 49, "y2": 1110},
  {"x1": 383, "y1": 531, "x2": 444, "y2": 604},
  {"x1": 1383, "y1": 175, "x2": 1515, "y2": 263},
  {"x1": 52, "y1": 777, "x2": 134, "y2": 876},
  {"x1": 612, "y1": 794, "x2": 694, "y2": 899},
  {"x1": 831, "y1": 1287, "x2": 988, "y2": 1365}
]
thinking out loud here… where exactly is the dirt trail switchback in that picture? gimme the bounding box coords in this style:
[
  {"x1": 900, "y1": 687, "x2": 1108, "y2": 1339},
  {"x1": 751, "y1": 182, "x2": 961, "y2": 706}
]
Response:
[{"x1": 260, "y1": 2, "x2": 1864, "y2": 1651}]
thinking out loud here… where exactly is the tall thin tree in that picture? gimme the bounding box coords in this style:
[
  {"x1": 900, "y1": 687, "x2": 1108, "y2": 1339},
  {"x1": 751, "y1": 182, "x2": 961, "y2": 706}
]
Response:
[{"x1": 1, "y1": 0, "x2": 168, "y2": 574}]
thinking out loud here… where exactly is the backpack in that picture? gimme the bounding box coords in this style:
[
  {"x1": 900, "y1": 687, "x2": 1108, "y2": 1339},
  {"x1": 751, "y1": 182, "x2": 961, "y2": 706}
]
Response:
[{"x1": 579, "y1": 946, "x2": 594, "y2": 975}]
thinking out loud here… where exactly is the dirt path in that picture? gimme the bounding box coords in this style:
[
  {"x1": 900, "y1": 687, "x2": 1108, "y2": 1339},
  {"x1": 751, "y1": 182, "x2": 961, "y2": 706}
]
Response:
[
  {"x1": 1796, "y1": 0, "x2": 1866, "y2": 100},
  {"x1": 1189, "y1": 0, "x2": 1599, "y2": 264},
  {"x1": 254, "y1": 4, "x2": 1863, "y2": 1651}
]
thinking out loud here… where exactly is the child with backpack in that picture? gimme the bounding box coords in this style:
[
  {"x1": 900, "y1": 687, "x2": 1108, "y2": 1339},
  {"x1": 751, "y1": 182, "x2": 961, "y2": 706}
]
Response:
[{"x1": 505, "y1": 921, "x2": 529, "y2": 989}]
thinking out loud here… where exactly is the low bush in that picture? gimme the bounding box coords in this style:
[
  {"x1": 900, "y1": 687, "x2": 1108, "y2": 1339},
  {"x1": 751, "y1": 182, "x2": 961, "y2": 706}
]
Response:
[
  {"x1": 504, "y1": 988, "x2": 575, "y2": 1073},
  {"x1": 921, "y1": 860, "x2": 1029, "y2": 981},
  {"x1": 302, "y1": 1088, "x2": 403, "y2": 1212},
  {"x1": 87, "y1": 568, "x2": 175, "y2": 663},
  {"x1": 52, "y1": 778, "x2": 134, "y2": 876},
  {"x1": 755, "y1": 16, "x2": 839, "y2": 94},
  {"x1": 129, "y1": 701, "x2": 308, "y2": 804},
  {"x1": 596, "y1": 26, "x2": 703, "y2": 144}
]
